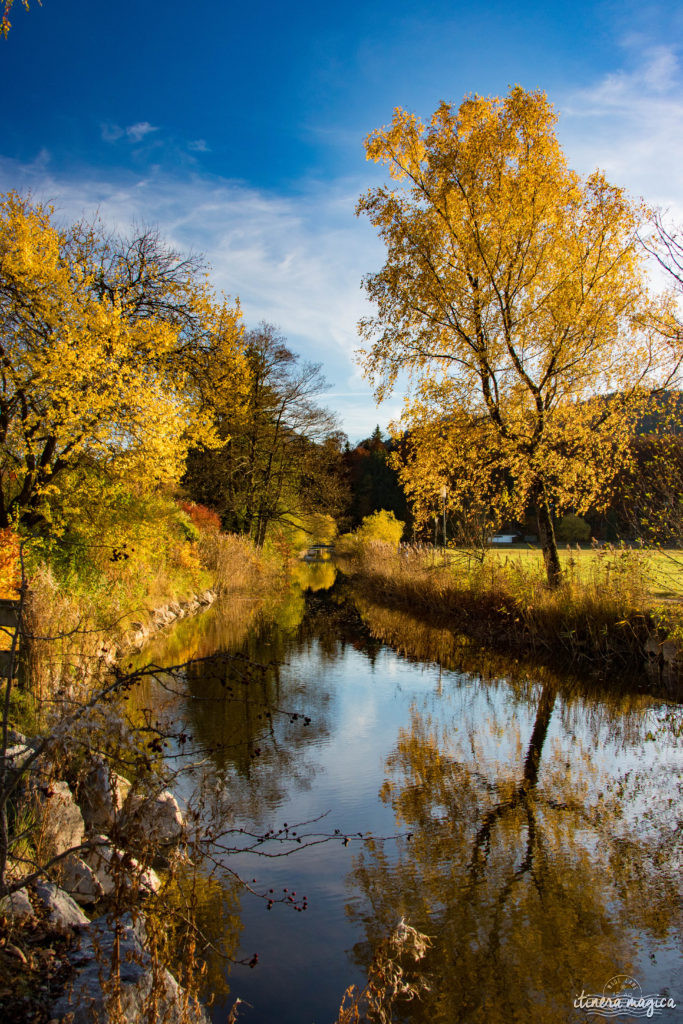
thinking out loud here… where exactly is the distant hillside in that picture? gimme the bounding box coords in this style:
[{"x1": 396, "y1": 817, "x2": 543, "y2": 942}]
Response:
[{"x1": 633, "y1": 390, "x2": 683, "y2": 435}]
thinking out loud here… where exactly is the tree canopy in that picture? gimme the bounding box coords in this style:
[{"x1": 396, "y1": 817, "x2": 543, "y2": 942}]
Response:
[
  {"x1": 0, "y1": 193, "x2": 246, "y2": 530},
  {"x1": 184, "y1": 323, "x2": 347, "y2": 546},
  {"x1": 358, "y1": 87, "x2": 681, "y2": 583}
]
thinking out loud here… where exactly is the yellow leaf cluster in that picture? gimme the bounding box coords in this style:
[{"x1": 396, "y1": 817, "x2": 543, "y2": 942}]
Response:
[{"x1": 0, "y1": 193, "x2": 246, "y2": 528}]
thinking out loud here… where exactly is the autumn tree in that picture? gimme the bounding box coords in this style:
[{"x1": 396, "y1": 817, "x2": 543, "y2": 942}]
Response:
[
  {"x1": 1, "y1": 0, "x2": 34, "y2": 38},
  {"x1": 0, "y1": 193, "x2": 245, "y2": 531},
  {"x1": 357, "y1": 87, "x2": 680, "y2": 585},
  {"x1": 185, "y1": 323, "x2": 347, "y2": 546}
]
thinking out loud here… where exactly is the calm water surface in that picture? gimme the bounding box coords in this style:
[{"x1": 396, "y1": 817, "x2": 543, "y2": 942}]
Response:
[{"x1": 144, "y1": 566, "x2": 682, "y2": 1024}]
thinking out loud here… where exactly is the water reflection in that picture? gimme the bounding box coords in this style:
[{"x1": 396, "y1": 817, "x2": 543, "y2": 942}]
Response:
[
  {"x1": 183, "y1": 627, "x2": 332, "y2": 819},
  {"x1": 141, "y1": 572, "x2": 682, "y2": 1023},
  {"x1": 292, "y1": 559, "x2": 337, "y2": 593},
  {"x1": 347, "y1": 601, "x2": 682, "y2": 1024}
]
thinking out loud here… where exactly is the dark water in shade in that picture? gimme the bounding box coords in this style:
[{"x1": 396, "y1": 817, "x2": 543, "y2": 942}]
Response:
[{"x1": 144, "y1": 566, "x2": 683, "y2": 1024}]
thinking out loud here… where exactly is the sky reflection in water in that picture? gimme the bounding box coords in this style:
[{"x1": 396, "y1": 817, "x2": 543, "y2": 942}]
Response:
[{"x1": 145, "y1": 569, "x2": 682, "y2": 1024}]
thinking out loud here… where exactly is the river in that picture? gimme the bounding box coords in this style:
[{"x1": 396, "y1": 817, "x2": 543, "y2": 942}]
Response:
[{"x1": 140, "y1": 563, "x2": 682, "y2": 1024}]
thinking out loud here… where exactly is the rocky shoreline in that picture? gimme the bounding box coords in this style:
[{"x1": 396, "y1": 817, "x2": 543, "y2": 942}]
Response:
[
  {"x1": 101, "y1": 587, "x2": 218, "y2": 666},
  {"x1": 1, "y1": 589, "x2": 219, "y2": 1022},
  {"x1": 2, "y1": 734, "x2": 207, "y2": 1023}
]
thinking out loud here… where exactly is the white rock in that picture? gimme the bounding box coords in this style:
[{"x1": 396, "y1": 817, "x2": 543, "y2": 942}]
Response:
[
  {"x1": 3, "y1": 742, "x2": 34, "y2": 773},
  {"x1": 0, "y1": 886, "x2": 34, "y2": 922},
  {"x1": 33, "y1": 880, "x2": 89, "y2": 928},
  {"x1": 59, "y1": 853, "x2": 105, "y2": 905},
  {"x1": 123, "y1": 788, "x2": 184, "y2": 845},
  {"x1": 79, "y1": 760, "x2": 131, "y2": 832},
  {"x1": 84, "y1": 838, "x2": 160, "y2": 897},
  {"x1": 31, "y1": 780, "x2": 85, "y2": 859}
]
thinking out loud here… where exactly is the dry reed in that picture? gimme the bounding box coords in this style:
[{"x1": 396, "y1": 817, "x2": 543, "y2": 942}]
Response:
[{"x1": 339, "y1": 541, "x2": 665, "y2": 668}]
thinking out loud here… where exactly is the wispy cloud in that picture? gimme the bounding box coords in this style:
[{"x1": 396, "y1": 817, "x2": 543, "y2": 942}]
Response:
[
  {"x1": 188, "y1": 139, "x2": 210, "y2": 153},
  {"x1": 126, "y1": 121, "x2": 158, "y2": 142},
  {"x1": 0, "y1": 156, "x2": 386, "y2": 438},
  {"x1": 559, "y1": 44, "x2": 683, "y2": 216},
  {"x1": 101, "y1": 121, "x2": 160, "y2": 144}
]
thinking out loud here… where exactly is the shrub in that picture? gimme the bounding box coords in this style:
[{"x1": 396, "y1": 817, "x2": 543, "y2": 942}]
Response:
[
  {"x1": 177, "y1": 501, "x2": 221, "y2": 535},
  {"x1": 556, "y1": 514, "x2": 591, "y2": 543},
  {"x1": 357, "y1": 510, "x2": 404, "y2": 548}
]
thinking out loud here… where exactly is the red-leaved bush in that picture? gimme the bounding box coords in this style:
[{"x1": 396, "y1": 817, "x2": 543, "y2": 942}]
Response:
[{"x1": 178, "y1": 501, "x2": 221, "y2": 534}]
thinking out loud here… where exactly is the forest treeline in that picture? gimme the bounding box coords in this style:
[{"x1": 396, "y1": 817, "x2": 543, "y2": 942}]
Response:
[{"x1": 0, "y1": 194, "x2": 341, "y2": 612}]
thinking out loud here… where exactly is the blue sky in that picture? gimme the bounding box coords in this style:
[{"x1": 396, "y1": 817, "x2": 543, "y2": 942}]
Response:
[{"x1": 2, "y1": 0, "x2": 683, "y2": 439}]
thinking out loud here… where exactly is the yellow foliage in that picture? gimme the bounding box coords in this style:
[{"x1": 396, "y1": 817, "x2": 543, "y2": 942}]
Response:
[
  {"x1": 358, "y1": 87, "x2": 681, "y2": 583},
  {"x1": 1, "y1": 0, "x2": 34, "y2": 38},
  {"x1": 0, "y1": 526, "x2": 19, "y2": 598},
  {"x1": 0, "y1": 193, "x2": 247, "y2": 530},
  {"x1": 356, "y1": 509, "x2": 404, "y2": 548}
]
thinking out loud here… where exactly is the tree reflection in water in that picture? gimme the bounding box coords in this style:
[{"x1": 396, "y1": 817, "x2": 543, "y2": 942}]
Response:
[
  {"x1": 347, "y1": 600, "x2": 682, "y2": 1024},
  {"x1": 133, "y1": 575, "x2": 680, "y2": 1022}
]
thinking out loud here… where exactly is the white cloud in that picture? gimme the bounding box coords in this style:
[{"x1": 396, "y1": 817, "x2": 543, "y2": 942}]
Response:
[
  {"x1": 100, "y1": 123, "x2": 124, "y2": 143},
  {"x1": 100, "y1": 121, "x2": 159, "y2": 144},
  {"x1": 188, "y1": 139, "x2": 210, "y2": 153},
  {"x1": 0, "y1": 157, "x2": 386, "y2": 439},
  {"x1": 559, "y1": 44, "x2": 683, "y2": 217},
  {"x1": 126, "y1": 121, "x2": 159, "y2": 142}
]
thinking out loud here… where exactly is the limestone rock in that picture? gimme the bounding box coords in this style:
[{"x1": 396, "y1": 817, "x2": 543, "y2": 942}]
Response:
[
  {"x1": 3, "y1": 742, "x2": 35, "y2": 774},
  {"x1": 78, "y1": 759, "x2": 131, "y2": 832},
  {"x1": 0, "y1": 886, "x2": 34, "y2": 922},
  {"x1": 84, "y1": 837, "x2": 161, "y2": 896},
  {"x1": 123, "y1": 788, "x2": 184, "y2": 845},
  {"x1": 51, "y1": 912, "x2": 209, "y2": 1024},
  {"x1": 31, "y1": 779, "x2": 85, "y2": 860},
  {"x1": 33, "y1": 880, "x2": 89, "y2": 929},
  {"x1": 58, "y1": 853, "x2": 105, "y2": 905},
  {"x1": 152, "y1": 606, "x2": 173, "y2": 627}
]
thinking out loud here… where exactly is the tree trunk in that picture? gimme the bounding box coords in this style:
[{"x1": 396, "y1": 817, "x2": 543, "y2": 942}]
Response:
[
  {"x1": 536, "y1": 493, "x2": 562, "y2": 588},
  {"x1": 254, "y1": 512, "x2": 268, "y2": 548},
  {"x1": 522, "y1": 684, "x2": 557, "y2": 788}
]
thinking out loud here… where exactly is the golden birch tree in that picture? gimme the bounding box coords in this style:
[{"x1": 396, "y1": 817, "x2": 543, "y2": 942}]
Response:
[
  {"x1": 0, "y1": 192, "x2": 245, "y2": 530},
  {"x1": 357, "y1": 87, "x2": 681, "y2": 584},
  {"x1": 1, "y1": 0, "x2": 34, "y2": 38}
]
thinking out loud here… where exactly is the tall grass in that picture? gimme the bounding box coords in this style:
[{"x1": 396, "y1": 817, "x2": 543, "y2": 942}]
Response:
[
  {"x1": 17, "y1": 502, "x2": 287, "y2": 707},
  {"x1": 339, "y1": 541, "x2": 669, "y2": 668},
  {"x1": 198, "y1": 530, "x2": 281, "y2": 595},
  {"x1": 22, "y1": 565, "x2": 110, "y2": 707}
]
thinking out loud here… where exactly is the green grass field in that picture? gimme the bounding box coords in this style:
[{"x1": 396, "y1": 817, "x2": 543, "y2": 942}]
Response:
[{"x1": 460, "y1": 544, "x2": 683, "y2": 602}]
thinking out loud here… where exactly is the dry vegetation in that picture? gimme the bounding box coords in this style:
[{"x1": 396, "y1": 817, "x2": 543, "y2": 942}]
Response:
[{"x1": 338, "y1": 540, "x2": 681, "y2": 669}]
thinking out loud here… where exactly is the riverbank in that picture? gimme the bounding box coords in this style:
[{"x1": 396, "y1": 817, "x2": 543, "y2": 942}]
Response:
[
  {"x1": 0, "y1": 531, "x2": 293, "y2": 1024},
  {"x1": 337, "y1": 541, "x2": 683, "y2": 682}
]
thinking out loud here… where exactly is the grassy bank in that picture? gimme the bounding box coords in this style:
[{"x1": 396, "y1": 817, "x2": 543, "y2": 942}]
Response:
[
  {"x1": 1, "y1": 494, "x2": 289, "y2": 719},
  {"x1": 338, "y1": 540, "x2": 683, "y2": 673},
  {"x1": 462, "y1": 544, "x2": 683, "y2": 602}
]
